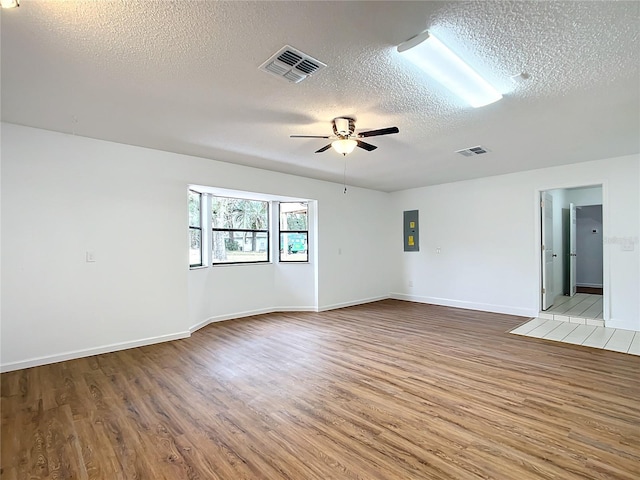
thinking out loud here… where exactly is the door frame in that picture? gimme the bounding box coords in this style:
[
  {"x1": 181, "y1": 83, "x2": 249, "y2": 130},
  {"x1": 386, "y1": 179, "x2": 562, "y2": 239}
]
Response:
[
  {"x1": 540, "y1": 192, "x2": 555, "y2": 310},
  {"x1": 535, "y1": 181, "x2": 608, "y2": 321}
]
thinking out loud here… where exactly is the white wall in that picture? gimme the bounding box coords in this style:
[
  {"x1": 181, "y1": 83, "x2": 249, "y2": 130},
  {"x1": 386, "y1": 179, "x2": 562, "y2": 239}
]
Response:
[
  {"x1": 2, "y1": 126, "x2": 189, "y2": 370},
  {"x1": 390, "y1": 155, "x2": 640, "y2": 331},
  {"x1": 1, "y1": 123, "x2": 393, "y2": 371}
]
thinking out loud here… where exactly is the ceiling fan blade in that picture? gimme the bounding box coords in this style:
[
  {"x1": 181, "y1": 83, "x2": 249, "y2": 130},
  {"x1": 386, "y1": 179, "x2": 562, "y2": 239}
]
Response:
[
  {"x1": 315, "y1": 144, "x2": 332, "y2": 153},
  {"x1": 357, "y1": 127, "x2": 399, "y2": 138},
  {"x1": 356, "y1": 140, "x2": 377, "y2": 151},
  {"x1": 290, "y1": 135, "x2": 331, "y2": 139}
]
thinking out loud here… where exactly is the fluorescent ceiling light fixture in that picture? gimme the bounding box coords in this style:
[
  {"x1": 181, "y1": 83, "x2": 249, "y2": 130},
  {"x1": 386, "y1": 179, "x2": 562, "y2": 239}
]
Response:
[
  {"x1": 332, "y1": 139, "x2": 357, "y2": 156},
  {"x1": 0, "y1": 0, "x2": 19, "y2": 7},
  {"x1": 397, "y1": 31, "x2": 502, "y2": 108}
]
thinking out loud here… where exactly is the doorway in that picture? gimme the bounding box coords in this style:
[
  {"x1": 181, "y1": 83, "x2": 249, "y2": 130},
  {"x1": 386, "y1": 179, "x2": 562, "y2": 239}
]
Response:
[
  {"x1": 575, "y1": 205, "x2": 603, "y2": 294},
  {"x1": 539, "y1": 185, "x2": 604, "y2": 323}
]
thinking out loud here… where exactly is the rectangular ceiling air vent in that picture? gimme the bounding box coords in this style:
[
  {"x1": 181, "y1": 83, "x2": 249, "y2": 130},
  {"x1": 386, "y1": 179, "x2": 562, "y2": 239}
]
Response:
[
  {"x1": 259, "y1": 45, "x2": 327, "y2": 84},
  {"x1": 456, "y1": 146, "x2": 489, "y2": 157}
]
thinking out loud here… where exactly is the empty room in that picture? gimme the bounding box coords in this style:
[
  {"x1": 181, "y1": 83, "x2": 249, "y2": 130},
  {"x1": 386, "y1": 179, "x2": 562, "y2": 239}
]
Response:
[{"x1": 1, "y1": 1, "x2": 639, "y2": 479}]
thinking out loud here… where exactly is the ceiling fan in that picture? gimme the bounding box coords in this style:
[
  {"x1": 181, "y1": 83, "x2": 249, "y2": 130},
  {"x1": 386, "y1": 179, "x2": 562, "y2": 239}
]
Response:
[{"x1": 291, "y1": 117, "x2": 399, "y2": 156}]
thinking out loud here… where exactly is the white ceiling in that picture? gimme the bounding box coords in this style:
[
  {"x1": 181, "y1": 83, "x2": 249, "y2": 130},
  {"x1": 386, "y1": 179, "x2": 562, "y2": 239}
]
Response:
[{"x1": 2, "y1": 1, "x2": 639, "y2": 192}]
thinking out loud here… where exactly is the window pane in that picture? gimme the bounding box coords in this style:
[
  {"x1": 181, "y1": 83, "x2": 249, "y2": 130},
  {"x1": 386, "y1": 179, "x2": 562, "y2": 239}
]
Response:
[
  {"x1": 212, "y1": 230, "x2": 269, "y2": 263},
  {"x1": 189, "y1": 228, "x2": 202, "y2": 266},
  {"x1": 280, "y1": 232, "x2": 308, "y2": 262},
  {"x1": 212, "y1": 197, "x2": 233, "y2": 229},
  {"x1": 212, "y1": 197, "x2": 269, "y2": 230},
  {"x1": 232, "y1": 199, "x2": 269, "y2": 230},
  {"x1": 189, "y1": 191, "x2": 201, "y2": 227},
  {"x1": 280, "y1": 202, "x2": 308, "y2": 230}
]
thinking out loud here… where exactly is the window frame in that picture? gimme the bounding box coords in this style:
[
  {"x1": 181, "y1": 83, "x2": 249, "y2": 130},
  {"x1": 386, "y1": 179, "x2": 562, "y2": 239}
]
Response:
[
  {"x1": 188, "y1": 190, "x2": 203, "y2": 268},
  {"x1": 279, "y1": 202, "x2": 309, "y2": 263},
  {"x1": 211, "y1": 196, "x2": 270, "y2": 265}
]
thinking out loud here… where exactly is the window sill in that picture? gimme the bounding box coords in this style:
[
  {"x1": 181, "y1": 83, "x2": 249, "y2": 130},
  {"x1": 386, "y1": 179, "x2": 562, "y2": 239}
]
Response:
[{"x1": 212, "y1": 262, "x2": 272, "y2": 267}]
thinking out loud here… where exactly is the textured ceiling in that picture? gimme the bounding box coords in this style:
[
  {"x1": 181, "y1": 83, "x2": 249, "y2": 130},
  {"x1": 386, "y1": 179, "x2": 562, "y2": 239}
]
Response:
[{"x1": 2, "y1": 1, "x2": 639, "y2": 191}]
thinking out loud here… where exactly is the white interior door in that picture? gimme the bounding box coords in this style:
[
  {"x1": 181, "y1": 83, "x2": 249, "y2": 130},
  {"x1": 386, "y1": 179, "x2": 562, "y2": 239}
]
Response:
[
  {"x1": 568, "y1": 203, "x2": 577, "y2": 296},
  {"x1": 541, "y1": 192, "x2": 554, "y2": 310}
]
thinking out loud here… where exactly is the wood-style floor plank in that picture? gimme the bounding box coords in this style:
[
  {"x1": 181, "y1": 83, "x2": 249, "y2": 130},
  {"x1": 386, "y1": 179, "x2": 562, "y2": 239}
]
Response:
[{"x1": 2, "y1": 300, "x2": 639, "y2": 479}]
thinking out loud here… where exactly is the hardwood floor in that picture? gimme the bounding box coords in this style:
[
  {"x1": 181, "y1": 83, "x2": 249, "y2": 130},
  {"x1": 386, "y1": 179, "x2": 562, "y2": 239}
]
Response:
[{"x1": 2, "y1": 300, "x2": 639, "y2": 479}]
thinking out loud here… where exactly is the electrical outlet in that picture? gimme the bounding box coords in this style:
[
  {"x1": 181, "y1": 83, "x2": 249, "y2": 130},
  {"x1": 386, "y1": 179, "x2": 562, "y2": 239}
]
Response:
[
  {"x1": 86, "y1": 251, "x2": 96, "y2": 262},
  {"x1": 408, "y1": 280, "x2": 414, "y2": 288},
  {"x1": 436, "y1": 247, "x2": 441, "y2": 254}
]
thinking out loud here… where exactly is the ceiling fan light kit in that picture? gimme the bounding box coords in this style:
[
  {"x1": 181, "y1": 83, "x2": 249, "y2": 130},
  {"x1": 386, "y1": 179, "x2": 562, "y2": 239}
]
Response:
[
  {"x1": 0, "y1": 0, "x2": 19, "y2": 8},
  {"x1": 397, "y1": 30, "x2": 502, "y2": 108},
  {"x1": 332, "y1": 139, "x2": 358, "y2": 156}
]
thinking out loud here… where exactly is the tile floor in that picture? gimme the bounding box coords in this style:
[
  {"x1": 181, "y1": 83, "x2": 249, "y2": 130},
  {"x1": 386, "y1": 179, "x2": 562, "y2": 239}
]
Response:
[
  {"x1": 510, "y1": 318, "x2": 640, "y2": 356},
  {"x1": 543, "y1": 293, "x2": 602, "y2": 318},
  {"x1": 539, "y1": 293, "x2": 604, "y2": 326}
]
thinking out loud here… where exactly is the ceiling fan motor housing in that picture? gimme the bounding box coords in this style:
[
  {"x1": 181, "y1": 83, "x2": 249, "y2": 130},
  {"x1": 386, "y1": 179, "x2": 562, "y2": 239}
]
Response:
[{"x1": 333, "y1": 117, "x2": 355, "y2": 138}]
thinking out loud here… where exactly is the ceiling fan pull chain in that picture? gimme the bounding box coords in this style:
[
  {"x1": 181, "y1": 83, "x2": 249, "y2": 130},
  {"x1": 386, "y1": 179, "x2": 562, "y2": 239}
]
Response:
[{"x1": 343, "y1": 160, "x2": 348, "y2": 194}]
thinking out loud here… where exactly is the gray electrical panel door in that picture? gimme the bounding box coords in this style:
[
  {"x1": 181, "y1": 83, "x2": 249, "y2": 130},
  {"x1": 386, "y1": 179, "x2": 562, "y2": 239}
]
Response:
[{"x1": 403, "y1": 210, "x2": 419, "y2": 252}]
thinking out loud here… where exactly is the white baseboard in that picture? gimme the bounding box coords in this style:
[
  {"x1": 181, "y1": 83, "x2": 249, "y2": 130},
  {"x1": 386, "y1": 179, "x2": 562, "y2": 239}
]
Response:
[
  {"x1": 2, "y1": 305, "x2": 320, "y2": 372},
  {"x1": 277, "y1": 306, "x2": 318, "y2": 312},
  {"x1": 576, "y1": 283, "x2": 603, "y2": 288},
  {"x1": 1, "y1": 295, "x2": 538, "y2": 373},
  {"x1": 390, "y1": 293, "x2": 537, "y2": 318},
  {"x1": 190, "y1": 298, "x2": 387, "y2": 333},
  {"x1": 189, "y1": 307, "x2": 274, "y2": 333},
  {"x1": 317, "y1": 295, "x2": 390, "y2": 312},
  {"x1": 188, "y1": 306, "x2": 317, "y2": 333},
  {"x1": 0, "y1": 331, "x2": 191, "y2": 373}
]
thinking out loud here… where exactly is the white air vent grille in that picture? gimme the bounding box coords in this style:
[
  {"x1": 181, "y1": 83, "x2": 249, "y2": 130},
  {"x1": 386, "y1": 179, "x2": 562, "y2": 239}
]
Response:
[
  {"x1": 296, "y1": 59, "x2": 321, "y2": 74},
  {"x1": 265, "y1": 62, "x2": 289, "y2": 76},
  {"x1": 278, "y1": 50, "x2": 302, "y2": 66},
  {"x1": 284, "y1": 70, "x2": 306, "y2": 83},
  {"x1": 260, "y1": 45, "x2": 327, "y2": 83},
  {"x1": 456, "y1": 146, "x2": 489, "y2": 157}
]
